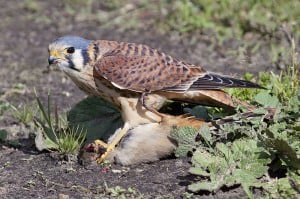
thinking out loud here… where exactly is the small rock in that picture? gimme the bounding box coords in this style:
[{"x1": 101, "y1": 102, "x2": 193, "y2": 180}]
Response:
[
  {"x1": 58, "y1": 193, "x2": 69, "y2": 199},
  {"x1": 0, "y1": 187, "x2": 7, "y2": 194},
  {"x1": 111, "y1": 169, "x2": 122, "y2": 173}
]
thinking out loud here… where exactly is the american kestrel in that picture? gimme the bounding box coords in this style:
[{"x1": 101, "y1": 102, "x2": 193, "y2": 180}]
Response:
[{"x1": 48, "y1": 36, "x2": 262, "y2": 163}]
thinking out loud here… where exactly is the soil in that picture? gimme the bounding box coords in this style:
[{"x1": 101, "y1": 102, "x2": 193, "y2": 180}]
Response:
[{"x1": 0, "y1": 1, "x2": 293, "y2": 198}]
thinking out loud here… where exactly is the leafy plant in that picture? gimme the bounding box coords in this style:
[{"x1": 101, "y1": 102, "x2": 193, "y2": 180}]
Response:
[
  {"x1": 34, "y1": 91, "x2": 86, "y2": 154},
  {"x1": 171, "y1": 63, "x2": 300, "y2": 198},
  {"x1": 90, "y1": 183, "x2": 144, "y2": 198},
  {"x1": 189, "y1": 139, "x2": 271, "y2": 198},
  {"x1": 33, "y1": 93, "x2": 123, "y2": 155},
  {"x1": 105, "y1": 185, "x2": 140, "y2": 198},
  {"x1": 262, "y1": 171, "x2": 300, "y2": 198},
  {"x1": 55, "y1": 126, "x2": 87, "y2": 155},
  {"x1": 11, "y1": 104, "x2": 37, "y2": 126},
  {"x1": 170, "y1": 126, "x2": 199, "y2": 157}
]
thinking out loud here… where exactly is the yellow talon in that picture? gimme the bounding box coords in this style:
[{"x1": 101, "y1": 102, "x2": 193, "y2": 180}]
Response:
[
  {"x1": 94, "y1": 140, "x2": 109, "y2": 148},
  {"x1": 96, "y1": 123, "x2": 130, "y2": 163},
  {"x1": 96, "y1": 146, "x2": 114, "y2": 163}
]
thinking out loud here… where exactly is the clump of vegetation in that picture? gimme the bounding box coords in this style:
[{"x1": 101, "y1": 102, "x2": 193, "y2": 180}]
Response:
[
  {"x1": 34, "y1": 92, "x2": 86, "y2": 155},
  {"x1": 104, "y1": 185, "x2": 142, "y2": 198},
  {"x1": 171, "y1": 63, "x2": 299, "y2": 198},
  {"x1": 0, "y1": 129, "x2": 8, "y2": 142},
  {"x1": 162, "y1": 0, "x2": 299, "y2": 37},
  {"x1": 0, "y1": 101, "x2": 10, "y2": 121},
  {"x1": 0, "y1": 83, "x2": 27, "y2": 121},
  {"x1": 10, "y1": 104, "x2": 36, "y2": 126},
  {"x1": 59, "y1": 0, "x2": 299, "y2": 37}
]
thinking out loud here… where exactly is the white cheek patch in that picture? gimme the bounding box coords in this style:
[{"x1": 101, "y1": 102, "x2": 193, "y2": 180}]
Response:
[
  {"x1": 71, "y1": 49, "x2": 84, "y2": 70},
  {"x1": 57, "y1": 60, "x2": 69, "y2": 70}
]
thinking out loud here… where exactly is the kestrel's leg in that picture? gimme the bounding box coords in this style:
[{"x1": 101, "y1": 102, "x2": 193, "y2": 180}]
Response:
[
  {"x1": 96, "y1": 122, "x2": 131, "y2": 163},
  {"x1": 95, "y1": 96, "x2": 162, "y2": 163}
]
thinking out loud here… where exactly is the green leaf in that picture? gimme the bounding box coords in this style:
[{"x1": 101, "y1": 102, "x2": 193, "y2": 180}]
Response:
[
  {"x1": 199, "y1": 125, "x2": 212, "y2": 145},
  {"x1": 288, "y1": 95, "x2": 300, "y2": 113},
  {"x1": 252, "y1": 107, "x2": 269, "y2": 115},
  {"x1": 175, "y1": 145, "x2": 193, "y2": 157},
  {"x1": 0, "y1": 129, "x2": 8, "y2": 141},
  {"x1": 35, "y1": 91, "x2": 52, "y2": 129},
  {"x1": 191, "y1": 150, "x2": 214, "y2": 168},
  {"x1": 170, "y1": 126, "x2": 198, "y2": 157},
  {"x1": 263, "y1": 170, "x2": 300, "y2": 198},
  {"x1": 188, "y1": 139, "x2": 271, "y2": 194},
  {"x1": 262, "y1": 133, "x2": 300, "y2": 169},
  {"x1": 67, "y1": 96, "x2": 123, "y2": 143},
  {"x1": 231, "y1": 169, "x2": 258, "y2": 185},
  {"x1": 33, "y1": 92, "x2": 62, "y2": 151},
  {"x1": 216, "y1": 143, "x2": 231, "y2": 160},
  {"x1": 0, "y1": 102, "x2": 11, "y2": 116},
  {"x1": 241, "y1": 184, "x2": 254, "y2": 199},
  {"x1": 188, "y1": 181, "x2": 221, "y2": 192},
  {"x1": 170, "y1": 126, "x2": 198, "y2": 145},
  {"x1": 184, "y1": 105, "x2": 210, "y2": 120},
  {"x1": 34, "y1": 128, "x2": 59, "y2": 151},
  {"x1": 254, "y1": 91, "x2": 279, "y2": 108},
  {"x1": 189, "y1": 167, "x2": 210, "y2": 177},
  {"x1": 33, "y1": 115, "x2": 59, "y2": 151}
]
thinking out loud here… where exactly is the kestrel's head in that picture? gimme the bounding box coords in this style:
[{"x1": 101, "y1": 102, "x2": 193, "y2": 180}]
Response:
[{"x1": 48, "y1": 36, "x2": 91, "y2": 71}]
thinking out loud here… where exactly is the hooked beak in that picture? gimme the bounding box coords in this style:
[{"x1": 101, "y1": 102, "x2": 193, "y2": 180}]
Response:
[{"x1": 48, "y1": 56, "x2": 58, "y2": 65}]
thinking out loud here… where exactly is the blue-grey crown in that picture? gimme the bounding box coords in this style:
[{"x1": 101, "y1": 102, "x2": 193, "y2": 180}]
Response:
[{"x1": 53, "y1": 36, "x2": 91, "y2": 49}]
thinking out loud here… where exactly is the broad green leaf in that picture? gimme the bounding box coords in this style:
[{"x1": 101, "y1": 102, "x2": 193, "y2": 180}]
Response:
[
  {"x1": 67, "y1": 96, "x2": 123, "y2": 143},
  {"x1": 0, "y1": 102, "x2": 11, "y2": 116},
  {"x1": 231, "y1": 169, "x2": 258, "y2": 185},
  {"x1": 34, "y1": 117, "x2": 58, "y2": 146},
  {"x1": 188, "y1": 138, "x2": 271, "y2": 194},
  {"x1": 268, "y1": 123, "x2": 287, "y2": 135},
  {"x1": 252, "y1": 107, "x2": 268, "y2": 115},
  {"x1": 191, "y1": 150, "x2": 214, "y2": 168},
  {"x1": 175, "y1": 145, "x2": 193, "y2": 157},
  {"x1": 188, "y1": 181, "x2": 221, "y2": 192},
  {"x1": 184, "y1": 105, "x2": 210, "y2": 120},
  {"x1": 216, "y1": 143, "x2": 231, "y2": 160},
  {"x1": 263, "y1": 171, "x2": 300, "y2": 198},
  {"x1": 262, "y1": 135, "x2": 300, "y2": 169},
  {"x1": 199, "y1": 125, "x2": 212, "y2": 145},
  {"x1": 288, "y1": 95, "x2": 300, "y2": 113},
  {"x1": 170, "y1": 126, "x2": 198, "y2": 145},
  {"x1": 170, "y1": 126, "x2": 199, "y2": 157},
  {"x1": 254, "y1": 91, "x2": 279, "y2": 108},
  {"x1": 34, "y1": 128, "x2": 59, "y2": 151},
  {"x1": 189, "y1": 167, "x2": 210, "y2": 176},
  {"x1": 241, "y1": 184, "x2": 254, "y2": 199}
]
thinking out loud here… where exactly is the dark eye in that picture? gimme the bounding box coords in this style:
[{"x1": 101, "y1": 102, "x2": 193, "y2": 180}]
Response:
[{"x1": 66, "y1": 47, "x2": 75, "y2": 54}]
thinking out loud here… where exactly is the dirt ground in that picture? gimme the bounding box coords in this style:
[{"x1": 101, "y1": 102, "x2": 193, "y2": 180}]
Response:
[{"x1": 0, "y1": 1, "x2": 294, "y2": 198}]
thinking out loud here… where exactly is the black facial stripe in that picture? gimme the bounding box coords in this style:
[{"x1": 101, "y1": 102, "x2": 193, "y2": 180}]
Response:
[
  {"x1": 68, "y1": 59, "x2": 80, "y2": 72},
  {"x1": 93, "y1": 44, "x2": 99, "y2": 61},
  {"x1": 82, "y1": 49, "x2": 90, "y2": 66}
]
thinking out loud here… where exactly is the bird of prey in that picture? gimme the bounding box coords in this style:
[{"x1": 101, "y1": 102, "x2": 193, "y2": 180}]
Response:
[{"x1": 48, "y1": 36, "x2": 262, "y2": 163}]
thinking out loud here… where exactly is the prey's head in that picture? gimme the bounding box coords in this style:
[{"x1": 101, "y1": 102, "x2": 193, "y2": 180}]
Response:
[{"x1": 48, "y1": 36, "x2": 91, "y2": 72}]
